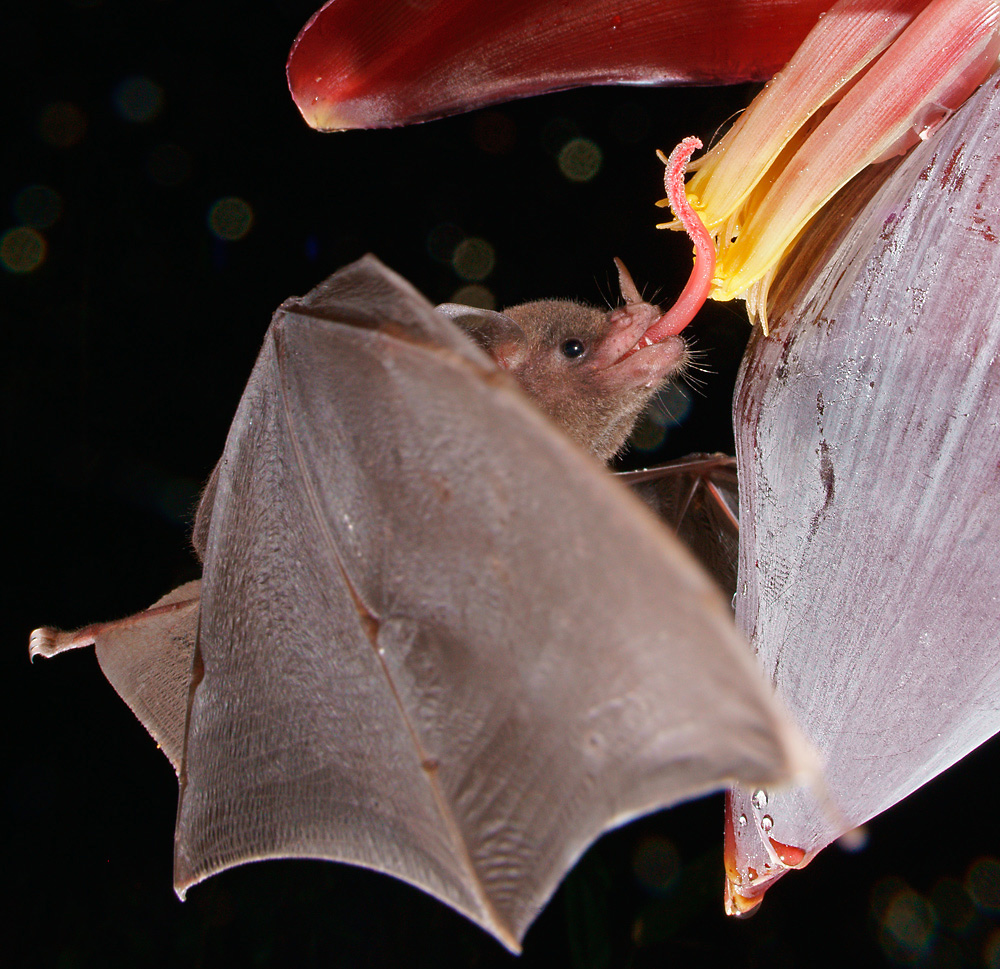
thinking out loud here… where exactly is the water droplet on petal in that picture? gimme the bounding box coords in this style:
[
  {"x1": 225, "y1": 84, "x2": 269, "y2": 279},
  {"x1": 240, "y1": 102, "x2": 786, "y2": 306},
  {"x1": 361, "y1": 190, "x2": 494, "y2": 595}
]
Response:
[
  {"x1": 761, "y1": 815, "x2": 773, "y2": 832},
  {"x1": 752, "y1": 789, "x2": 768, "y2": 810}
]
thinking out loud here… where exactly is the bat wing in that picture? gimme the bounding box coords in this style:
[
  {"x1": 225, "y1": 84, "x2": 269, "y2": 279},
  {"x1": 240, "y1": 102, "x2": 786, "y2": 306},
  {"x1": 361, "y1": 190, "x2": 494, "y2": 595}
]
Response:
[
  {"x1": 617, "y1": 454, "x2": 739, "y2": 600},
  {"x1": 177, "y1": 254, "x2": 814, "y2": 950},
  {"x1": 724, "y1": 75, "x2": 1000, "y2": 909}
]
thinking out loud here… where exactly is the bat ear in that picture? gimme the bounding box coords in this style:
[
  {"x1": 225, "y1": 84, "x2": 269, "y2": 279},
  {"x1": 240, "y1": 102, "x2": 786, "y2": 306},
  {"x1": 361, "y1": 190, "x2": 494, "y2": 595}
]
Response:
[
  {"x1": 613, "y1": 257, "x2": 643, "y2": 305},
  {"x1": 436, "y1": 303, "x2": 528, "y2": 369}
]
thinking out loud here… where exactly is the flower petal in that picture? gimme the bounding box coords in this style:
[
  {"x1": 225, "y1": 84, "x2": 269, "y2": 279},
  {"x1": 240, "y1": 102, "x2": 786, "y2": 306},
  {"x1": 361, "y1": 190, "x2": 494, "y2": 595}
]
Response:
[
  {"x1": 726, "y1": 71, "x2": 1000, "y2": 912},
  {"x1": 288, "y1": 0, "x2": 835, "y2": 130},
  {"x1": 681, "y1": 0, "x2": 933, "y2": 233},
  {"x1": 665, "y1": 0, "x2": 1000, "y2": 327}
]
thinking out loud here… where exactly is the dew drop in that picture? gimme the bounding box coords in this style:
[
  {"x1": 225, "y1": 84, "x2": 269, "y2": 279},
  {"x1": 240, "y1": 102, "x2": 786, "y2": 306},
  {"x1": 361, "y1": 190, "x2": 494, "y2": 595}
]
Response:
[
  {"x1": 752, "y1": 789, "x2": 768, "y2": 810},
  {"x1": 738, "y1": 814, "x2": 747, "y2": 827},
  {"x1": 761, "y1": 815, "x2": 773, "y2": 833},
  {"x1": 770, "y1": 838, "x2": 807, "y2": 866}
]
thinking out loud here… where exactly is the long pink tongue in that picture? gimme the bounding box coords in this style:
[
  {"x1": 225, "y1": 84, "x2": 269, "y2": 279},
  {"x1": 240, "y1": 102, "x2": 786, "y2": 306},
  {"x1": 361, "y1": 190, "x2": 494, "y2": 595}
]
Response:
[{"x1": 646, "y1": 137, "x2": 716, "y2": 340}]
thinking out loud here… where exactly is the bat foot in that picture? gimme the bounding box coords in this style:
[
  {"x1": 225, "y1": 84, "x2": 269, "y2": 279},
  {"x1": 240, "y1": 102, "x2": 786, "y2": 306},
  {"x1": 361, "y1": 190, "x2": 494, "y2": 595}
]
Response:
[
  {"x1": 28, "y1": 626, "x2": 62, "y2": 660},
  {"x1": 28, "y1": 625, "x2": 94, "y2": 661}
]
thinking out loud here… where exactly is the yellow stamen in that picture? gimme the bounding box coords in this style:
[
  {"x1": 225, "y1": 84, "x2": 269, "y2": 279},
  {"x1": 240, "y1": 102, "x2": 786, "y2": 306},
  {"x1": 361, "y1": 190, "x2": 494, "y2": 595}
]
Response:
[{"x1": 658, "y1": 0, "x2": 1000, "y2": 332}]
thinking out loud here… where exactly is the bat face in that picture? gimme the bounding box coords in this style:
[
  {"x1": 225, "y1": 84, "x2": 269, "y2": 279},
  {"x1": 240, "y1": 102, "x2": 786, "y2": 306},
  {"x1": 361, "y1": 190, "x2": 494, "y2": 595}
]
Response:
[{"x1": 439, "y1": 262, "x2": 688, "y2": 461}]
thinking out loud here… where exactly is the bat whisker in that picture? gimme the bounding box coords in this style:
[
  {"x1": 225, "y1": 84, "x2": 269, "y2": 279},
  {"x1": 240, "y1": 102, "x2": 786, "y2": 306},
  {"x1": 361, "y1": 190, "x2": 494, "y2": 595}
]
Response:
[
  {"x1": 594, "y1": 271, "x2": 616, "y2": 310},
  {"x1": 677, "y1": 348, "x2": 713, "y2": 397}
]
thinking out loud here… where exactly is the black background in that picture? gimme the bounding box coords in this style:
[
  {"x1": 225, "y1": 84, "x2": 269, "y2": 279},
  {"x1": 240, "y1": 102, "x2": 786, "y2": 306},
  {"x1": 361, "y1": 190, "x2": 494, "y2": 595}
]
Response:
[{"x1": 5, "y1": 1, "x2": 999, "y2": 967}]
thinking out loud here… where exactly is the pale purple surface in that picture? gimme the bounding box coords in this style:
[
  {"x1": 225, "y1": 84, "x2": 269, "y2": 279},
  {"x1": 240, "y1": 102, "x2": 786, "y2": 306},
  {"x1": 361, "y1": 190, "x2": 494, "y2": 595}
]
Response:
[{"x1": 728, "y1": 75, "x2": 1000, "y2": 895}]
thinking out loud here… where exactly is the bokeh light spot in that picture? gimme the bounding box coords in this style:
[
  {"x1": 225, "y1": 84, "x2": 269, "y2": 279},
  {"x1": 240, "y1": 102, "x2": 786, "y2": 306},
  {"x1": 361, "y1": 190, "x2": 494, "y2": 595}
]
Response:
[
  {"x1": 628, "y1": 413, "x2": 667, "y2": 453},
  {"x1": 37, "y1": 101, "x2": 87, "y2": 148},
  {"x1": 471, "y1": 111, "x2": 516, "y2": 154},
  {"x1": 558, "y1": 137, "x2": 602, "y2": 183},
  {"x1": 966, "y1": 857, "x2": 1000, "y2": 912},
  {"x1": 629, "y1": 383, "x2": 693, "y2": 452},
  {"x1": 451, "y1": 237, "x2": 495, "y2": 281},
  {"x1": 878, "y1": 887, "x2": 936, "y2": 963},
  {"x1": 1, "y1": 227, "x2": 47, "y2": 273},
  {"x1": 449, "y1": 284, "x2": 495, "y2": 310},
  {"x1": 208, "y1": 197, "x2": 254, "y2": 241},
  {"x1": 837, "y1": 824, "x2": 869, "y2": 853},
  {"x1": 114, "y1": 76, "x2": 164, "y2": 123},
  {"x1": 631, "y1": 834, "x2": 680, "y2": 895},
  {"x1": 146, "y1": 143, "x2": 193, "y2": 186},
  {"x1": 930, "y1": 877, "x2": 975, "y2": 933},
  {"x1": 14, "y1": 185, "x2": 62, "y2": 229}
]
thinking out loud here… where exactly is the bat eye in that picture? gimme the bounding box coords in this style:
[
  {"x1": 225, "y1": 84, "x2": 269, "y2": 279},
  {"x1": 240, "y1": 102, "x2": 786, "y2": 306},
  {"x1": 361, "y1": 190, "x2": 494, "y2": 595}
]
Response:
[{"x1": 561, "y1": 338, "x2": 585, "y2": 359}]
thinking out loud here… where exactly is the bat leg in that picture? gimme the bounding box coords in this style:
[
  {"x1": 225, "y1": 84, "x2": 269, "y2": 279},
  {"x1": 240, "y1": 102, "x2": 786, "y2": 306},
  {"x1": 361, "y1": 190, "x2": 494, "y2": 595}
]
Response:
[
  {"x1": 29, "y1": 581, "x2": 202, "y2": 772},
  {"x1": 29, "y1": 624, "x2": 96, "y2": 659}
]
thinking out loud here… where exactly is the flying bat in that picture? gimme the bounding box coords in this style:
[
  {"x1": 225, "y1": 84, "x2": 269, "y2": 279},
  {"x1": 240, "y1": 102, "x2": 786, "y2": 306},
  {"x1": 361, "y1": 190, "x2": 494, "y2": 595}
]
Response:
[{"x1": 30, "y1": 254, "x2": 812, "y2": 951}]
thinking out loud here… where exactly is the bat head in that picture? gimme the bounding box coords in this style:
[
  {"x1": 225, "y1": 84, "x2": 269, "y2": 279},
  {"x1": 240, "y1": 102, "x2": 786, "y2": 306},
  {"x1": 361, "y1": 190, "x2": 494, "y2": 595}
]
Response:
[{"x1": 438, "y1": 261, "x2": 687, "y2": 462}]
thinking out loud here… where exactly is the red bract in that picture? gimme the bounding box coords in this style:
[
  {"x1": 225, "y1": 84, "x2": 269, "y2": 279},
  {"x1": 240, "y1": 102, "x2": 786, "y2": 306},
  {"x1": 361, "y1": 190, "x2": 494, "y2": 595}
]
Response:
[{"x1": 287, "y1": 0, "x2": 834, "y2": 130}]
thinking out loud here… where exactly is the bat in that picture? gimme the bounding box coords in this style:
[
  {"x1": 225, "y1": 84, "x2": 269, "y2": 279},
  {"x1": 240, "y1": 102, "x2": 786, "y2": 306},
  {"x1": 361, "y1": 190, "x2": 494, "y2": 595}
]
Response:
[
  {"x1": 620, "y1": 456, "x2": 739, "y2": 600},
  {"x1": 30, "y1": 254, "x2": 814, "y2": 952},
  {"x1": 27, "y1": 254, "x2": 727, "y2": 769},
  {"x1": 436, "y1": 256, "x2": 689, "y2": 463}
]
